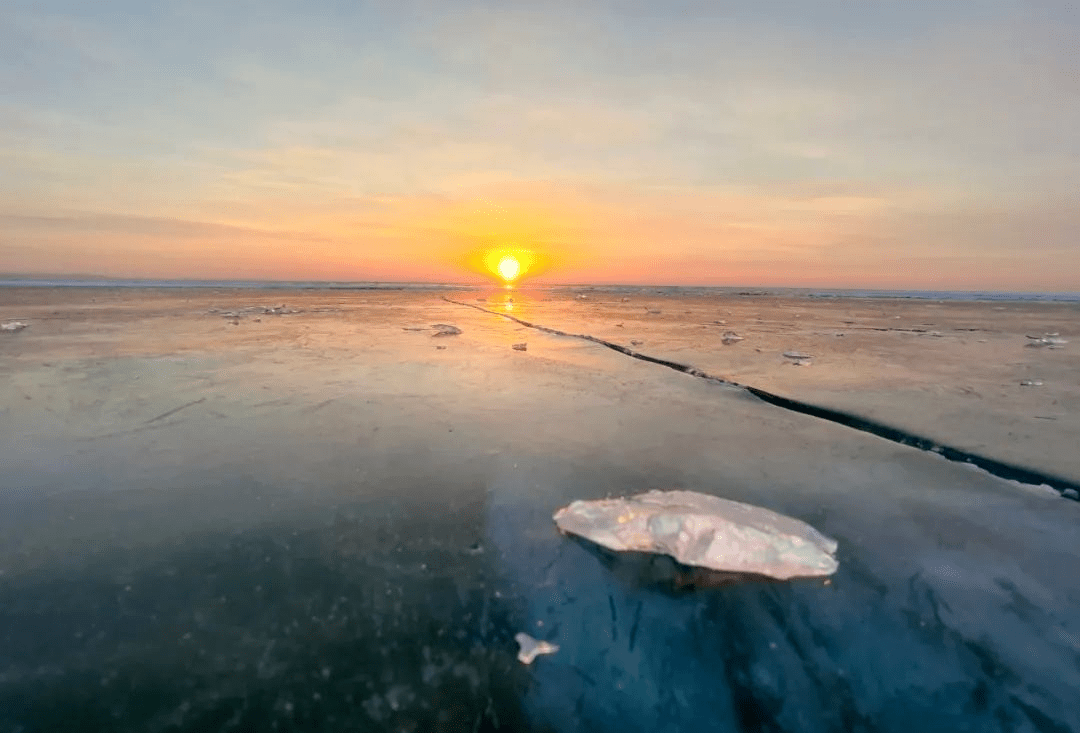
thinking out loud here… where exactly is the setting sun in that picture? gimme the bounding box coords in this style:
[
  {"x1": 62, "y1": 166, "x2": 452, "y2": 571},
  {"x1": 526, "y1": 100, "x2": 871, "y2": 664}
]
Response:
[{"x1": 497, "y1": 255, "x2": 521, "y2": 282}]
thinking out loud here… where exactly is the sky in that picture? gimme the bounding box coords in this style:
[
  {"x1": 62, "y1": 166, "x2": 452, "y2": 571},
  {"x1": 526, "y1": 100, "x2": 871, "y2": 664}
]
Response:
[{"x1": 1, "y1": 0, "x2": 1078, "y2": 289}]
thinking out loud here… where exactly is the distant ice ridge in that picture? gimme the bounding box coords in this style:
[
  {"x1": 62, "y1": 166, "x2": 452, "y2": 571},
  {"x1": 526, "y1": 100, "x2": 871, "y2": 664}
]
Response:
[{"x1": 555, "y1": 285, "x2": 1080, "y2": 303}]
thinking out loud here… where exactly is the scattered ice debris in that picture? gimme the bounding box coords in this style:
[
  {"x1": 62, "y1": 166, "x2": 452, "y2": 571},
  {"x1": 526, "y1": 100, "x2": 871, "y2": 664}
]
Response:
[
  {"x1": 630, "y1": 339, "x2": 643, "y2": 346},
  {"x1": 431, "y1": 324, "x2": 462, "y2": 337},
  {"x1": 515, "y1": 632, "x2": 559, "y2": 664},
  {"x1": 553, "y1": 489, "x2": 839, "y2": 580},
  {"x1": 512, "y1": 342, "x2": 527, "y2": 351},
  {"x1": 1, "y1": 321, "x2": 28, "y2": 332},
  {"x1": 1026, "y1": 334, "x2": 1068, "y2": 349},
  {"x1": 210, "y1": 305, "x2": 298, "y2": 321},
  {"x1": 721, "y1": 331, "x2": 743, "y2": 345},
  {"x1": 1020, "y1": 379, "x2": 1044, "y2": 387}
]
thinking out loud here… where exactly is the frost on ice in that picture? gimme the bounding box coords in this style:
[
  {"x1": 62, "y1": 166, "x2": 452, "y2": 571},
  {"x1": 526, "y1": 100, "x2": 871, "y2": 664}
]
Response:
[{"x1": 553, "y1": 490, "x2": 838, "y2": 580}]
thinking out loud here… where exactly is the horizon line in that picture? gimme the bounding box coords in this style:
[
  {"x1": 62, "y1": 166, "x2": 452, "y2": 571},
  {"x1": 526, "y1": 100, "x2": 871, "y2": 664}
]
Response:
[{"x1": 1, "y1": 274, "x2": 1078, "y2": 296}]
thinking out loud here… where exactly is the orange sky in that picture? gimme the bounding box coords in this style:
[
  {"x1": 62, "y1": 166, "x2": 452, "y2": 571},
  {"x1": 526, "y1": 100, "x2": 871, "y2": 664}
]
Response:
[{"x1": 2, "y1": 2, "x2": 1078, "y2": 290}]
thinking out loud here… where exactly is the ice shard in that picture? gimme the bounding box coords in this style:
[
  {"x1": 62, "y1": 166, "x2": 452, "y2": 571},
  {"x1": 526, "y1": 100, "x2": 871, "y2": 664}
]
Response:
[
  {"x1": 514, "y1": 632, "x2": 560, "y2": 664},
  {"x1": 553, "y1": 490, "x2": 838, "y2": 580}
]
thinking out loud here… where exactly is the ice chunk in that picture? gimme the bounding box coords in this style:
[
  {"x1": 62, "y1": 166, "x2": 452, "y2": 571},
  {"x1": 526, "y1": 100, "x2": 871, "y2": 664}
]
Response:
[
  {"x1": 553, "y1": 490, "x2": 838, "y2": 580},
  {"x1": 514, "y1": 632, "x2": 559, "y2": 664},
  {"x1": 1, "y1": 321, "x2": 28, "y2": 332},
  {"x1": 431, "y1": 324, "x2": 462, "y2": 337},
  {"x1": 1026, "y1": 335, "x2": 1068, "y2": 349}
]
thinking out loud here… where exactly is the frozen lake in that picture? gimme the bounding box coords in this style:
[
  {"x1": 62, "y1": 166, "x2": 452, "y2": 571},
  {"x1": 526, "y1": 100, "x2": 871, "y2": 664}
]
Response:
[{"x1": 1, "y1": 287, "x2": 1078, "y2": 732}]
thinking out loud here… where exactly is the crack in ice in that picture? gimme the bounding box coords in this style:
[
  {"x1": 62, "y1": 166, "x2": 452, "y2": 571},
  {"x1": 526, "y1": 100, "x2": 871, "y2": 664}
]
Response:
[{"x1": 443, "y1": 297, "x2": 1080, "y2": 501}]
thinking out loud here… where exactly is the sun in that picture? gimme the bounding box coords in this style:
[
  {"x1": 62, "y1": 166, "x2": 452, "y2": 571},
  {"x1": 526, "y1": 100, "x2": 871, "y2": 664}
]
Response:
[{"x1": 497, "y1": 255, "x2": 521, "y2": 283}]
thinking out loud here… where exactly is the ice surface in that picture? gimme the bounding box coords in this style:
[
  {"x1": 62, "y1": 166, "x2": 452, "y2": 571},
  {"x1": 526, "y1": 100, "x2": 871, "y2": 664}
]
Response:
[
  {"x1": 2, "y1": 287, "x2": 1079, "y2": 732},
  {"x1": 553, "y1": 490, "x2": 839, "y2": 580}
]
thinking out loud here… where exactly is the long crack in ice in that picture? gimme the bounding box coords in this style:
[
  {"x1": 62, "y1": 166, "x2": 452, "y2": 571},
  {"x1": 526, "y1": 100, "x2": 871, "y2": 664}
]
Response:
[{"x1": 443, "y1": 297, "x2": 1080, "y2": 501}]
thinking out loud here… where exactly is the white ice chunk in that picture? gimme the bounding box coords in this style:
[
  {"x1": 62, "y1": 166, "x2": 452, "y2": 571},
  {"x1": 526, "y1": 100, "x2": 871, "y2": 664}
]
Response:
[
  {"x1": 553, "y1": 490, "x2": 839, "y2": 580},
  {"x1": 514, "y1": 632, "x2": 559, "y2": 664}
]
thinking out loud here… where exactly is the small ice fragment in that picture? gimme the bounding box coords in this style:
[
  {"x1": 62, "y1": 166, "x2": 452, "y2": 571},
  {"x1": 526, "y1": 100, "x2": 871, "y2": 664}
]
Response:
[
  {"x1": 553, "y1": 489, "x2": 838, "y2": 580},
  {"x1": 431, "y1": 324, "x2": 462, "y2": 337},
  {"x1": 515, "y1": 632, "x2": 559, "y2": 664},
  {"x1": 1020, "y1": 379, "x2": 1044, "y2": 387},
  {"x1": 512, "y1": 343, "x2": 527, "y2": 351},
  {"x1": 721, "y1": 331, "x2": 743, "y2": 345},
  {"x1": 1026, "y1": 335, "x2": 1068, "y2": 348},
  {"x1": 1, "y1": 321, "x2": 28, "y2": 332}
]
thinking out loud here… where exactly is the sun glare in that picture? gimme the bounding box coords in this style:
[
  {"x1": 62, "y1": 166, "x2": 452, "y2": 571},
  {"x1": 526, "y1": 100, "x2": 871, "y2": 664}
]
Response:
[
  {"x1": 497, "y1": 255, "x2": 521, "y2": 282},
  {"x1": 462, "y1": 247, "x2": 546, "y2": 286}
]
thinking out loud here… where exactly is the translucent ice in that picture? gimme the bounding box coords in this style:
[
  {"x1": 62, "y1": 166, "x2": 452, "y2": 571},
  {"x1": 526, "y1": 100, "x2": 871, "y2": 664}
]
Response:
[
  {"x1": 553, "y1": 490, "x2": 838, "y2": 580},
  {"x1": 515, "y1": 632, "x2": 560, "y2": 664}
]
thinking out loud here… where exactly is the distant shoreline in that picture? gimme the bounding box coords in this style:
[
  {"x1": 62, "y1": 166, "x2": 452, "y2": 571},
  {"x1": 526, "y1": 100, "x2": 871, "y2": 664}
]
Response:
[{"x1": 1, "y1": 278, "x2": 1078, "y2": 302}]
